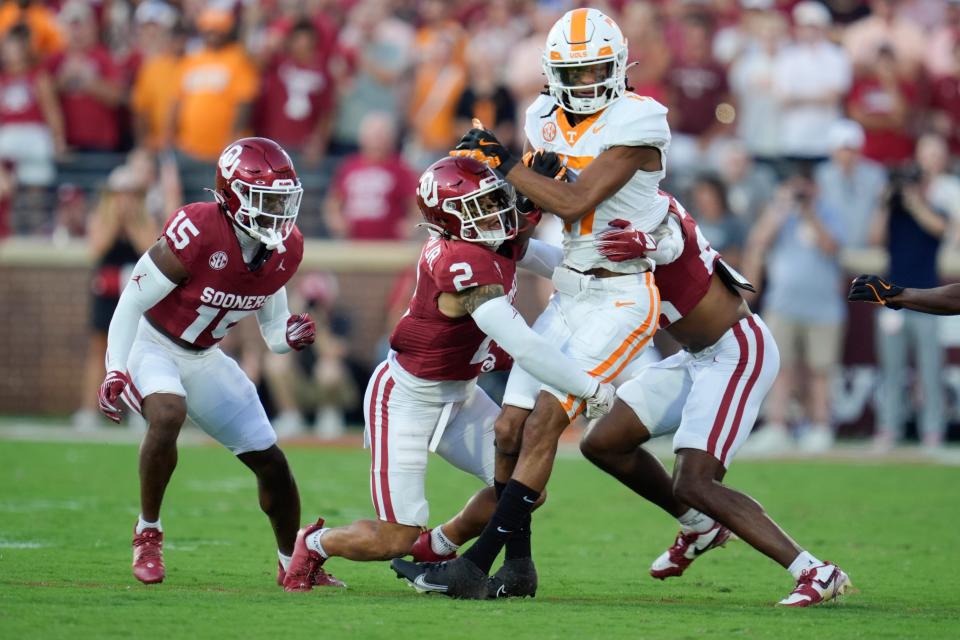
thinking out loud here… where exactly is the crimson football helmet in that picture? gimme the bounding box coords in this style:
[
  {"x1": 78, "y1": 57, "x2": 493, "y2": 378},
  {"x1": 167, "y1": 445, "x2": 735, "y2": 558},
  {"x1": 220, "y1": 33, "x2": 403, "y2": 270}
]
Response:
[
  {"x1": 415, "y1": 156, "x2": 518, "y2": 248},
  {"x1": 214, "y1": 137, "x2": 303, "y2": 252}
]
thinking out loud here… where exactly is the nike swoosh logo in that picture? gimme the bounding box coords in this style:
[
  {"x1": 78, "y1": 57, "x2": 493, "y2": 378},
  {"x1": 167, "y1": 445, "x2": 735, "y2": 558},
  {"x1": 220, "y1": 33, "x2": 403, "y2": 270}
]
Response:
[
  {"x1": 880, "y1": 281, "x2": 892, "y2": 290},
  {"x1": 814, "y1": 570, "x2": 837, "y2": 590},
  {"x1": 496, "y1": 526, "x2": 513, "y2": 534},
  {"x1": 592, "y1": 124, "x2": 606, "y2": 134},
  {"x1": 478, "y1": 140, "x2": 497, "y2": 147},
  {"x1": 692, "y1": 544, "x2": 711, "y2": 556},
  {"x1": 614, "y1": 301, "x2": 635, "y2": 307},
  {"x1": 522, "y1": 495, "x2": 536, "y2": 503},
  {"x1": 413, "y1": 573, "x2": 448, "y2": 592},
  {"x1": 495, "y1": 584, "x2": 507, "y2": 598}
]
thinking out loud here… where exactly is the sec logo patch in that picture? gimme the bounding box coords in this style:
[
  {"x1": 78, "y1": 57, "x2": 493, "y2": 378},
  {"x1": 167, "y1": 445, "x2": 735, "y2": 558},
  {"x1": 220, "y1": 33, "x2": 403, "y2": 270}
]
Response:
[
  {"x1": 209, "y1": 251, "x2": 228, "y2": 270},
  {"x1": 542, "y1": 122, "x2": 557, "y2": 142}
]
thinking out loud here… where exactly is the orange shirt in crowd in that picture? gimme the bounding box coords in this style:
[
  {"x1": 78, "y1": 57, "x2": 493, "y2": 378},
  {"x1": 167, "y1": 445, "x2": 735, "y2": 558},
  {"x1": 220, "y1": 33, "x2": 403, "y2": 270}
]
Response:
[
  {"x1": 131, "y1": 53, "x2": 180, "y2": 151},
  {"x1": 173, "y1": 43, "x2": 258, "y2": 160},
  {"x1": 0, "y1": 2, "x2": 64, "y2": 58},
  {"x1": 408, "y1": 23, "x2": 467, "y2": 153}
]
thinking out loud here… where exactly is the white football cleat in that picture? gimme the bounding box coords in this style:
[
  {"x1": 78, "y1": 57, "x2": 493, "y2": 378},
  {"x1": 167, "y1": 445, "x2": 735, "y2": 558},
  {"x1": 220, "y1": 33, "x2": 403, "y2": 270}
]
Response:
[{"x1": 778, "y1": 562, "x2": 851, "y2": 607}]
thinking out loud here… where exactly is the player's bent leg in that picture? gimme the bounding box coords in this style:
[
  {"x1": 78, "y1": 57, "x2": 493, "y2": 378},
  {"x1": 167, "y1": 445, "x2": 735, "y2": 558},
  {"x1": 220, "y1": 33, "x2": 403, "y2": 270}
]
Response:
[
  {"x1": 133, "y1": 392, "x2": 186, "y2": 585},
  {"x1": 672, "y1": 448, "x2": 800, "y2": 568},
  {"x1": 580, "y1": 399, "x2": 686, "y2": 518},
  {"x1": 494, "y1": 404, "x2": 530, "y2": 482},
  {"x1": 139, "y1": 393, "x2": 187, "y2": 521},
  {"x1": 511, "y1": 391, "x2": 572, "y2": 492},
  {"x1": 236, "y1": 445, "x2": 301, "y2": 557},
  {"x1": 315, "y1": 518, "x2": 421, "y2": 562}
]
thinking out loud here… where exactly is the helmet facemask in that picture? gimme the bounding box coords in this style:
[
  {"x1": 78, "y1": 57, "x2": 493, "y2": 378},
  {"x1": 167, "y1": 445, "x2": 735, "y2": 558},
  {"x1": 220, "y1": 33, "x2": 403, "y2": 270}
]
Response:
[
  {"x1": 442, "y1": 176, "x2": 518, "y2": 249},
  {"x1": 229, "y1": 178, "x2": 302, "y2": 252},
  {"x1": 543, "y1": 52, "x2": 627, "y2": 114}
]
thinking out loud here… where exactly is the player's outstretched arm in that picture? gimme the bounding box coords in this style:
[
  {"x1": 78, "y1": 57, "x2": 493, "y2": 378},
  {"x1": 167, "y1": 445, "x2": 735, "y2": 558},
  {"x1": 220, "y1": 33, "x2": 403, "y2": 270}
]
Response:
[
  {"x1": 849, "y1": 275, "x2": 960, "y2": 315},
  {"x1": 256, "y1": 286, "x2": 316, "y2": 353},
  {"x1": 454, "y1": 285, "x2": 613, "y2": 417},
  {"x1": 99, "y1": 240, "x2": 183, "y2": 421}
]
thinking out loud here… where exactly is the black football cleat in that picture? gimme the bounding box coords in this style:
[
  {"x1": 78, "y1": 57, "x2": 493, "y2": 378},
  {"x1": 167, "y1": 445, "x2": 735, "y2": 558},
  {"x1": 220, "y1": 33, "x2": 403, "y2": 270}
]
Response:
[
  {"x1": 391, "y1": 557, "x2": 489, "y2": 600},
  {"x1": 487, "y1": 558, "x2": 538, "y2": 599}
]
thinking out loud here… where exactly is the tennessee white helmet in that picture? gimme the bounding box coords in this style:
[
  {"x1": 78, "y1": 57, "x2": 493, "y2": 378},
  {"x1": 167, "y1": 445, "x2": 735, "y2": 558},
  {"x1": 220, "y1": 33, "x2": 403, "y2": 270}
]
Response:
[{"x1": 541, "y1": 8, "x2": 628, "y2": 115}]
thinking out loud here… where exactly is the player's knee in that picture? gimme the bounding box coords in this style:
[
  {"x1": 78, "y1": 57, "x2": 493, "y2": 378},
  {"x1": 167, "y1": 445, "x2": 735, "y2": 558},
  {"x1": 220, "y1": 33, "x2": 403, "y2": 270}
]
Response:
[
  {"x1": 579, "y1": 422, "x2": 613, "y2": 463},
  {"x1": 144, "y1": 398, "x2": 186, "y2": 441},
  {"x1": 672, "y1": 473, "x2": 712, "y2": 510},
  {"x1": 366, "y1": 520, "x2": 419, "y2": 559},
  {"x1": 522, "y1": 409, "x2": 566, "y2": 451},
  {"x1": 494, "y1": 412, "x2": 524, "y2": 454},
  {"x1": 242, "y1": 446, "x2": 293, "y2": 482}
]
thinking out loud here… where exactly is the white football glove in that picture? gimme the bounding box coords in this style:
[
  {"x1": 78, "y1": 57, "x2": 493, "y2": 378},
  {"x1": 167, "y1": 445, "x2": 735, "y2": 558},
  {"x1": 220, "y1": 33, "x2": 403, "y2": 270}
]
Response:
[{"x1": 584, "y1": 382, "x2": 616, "y2": 420}]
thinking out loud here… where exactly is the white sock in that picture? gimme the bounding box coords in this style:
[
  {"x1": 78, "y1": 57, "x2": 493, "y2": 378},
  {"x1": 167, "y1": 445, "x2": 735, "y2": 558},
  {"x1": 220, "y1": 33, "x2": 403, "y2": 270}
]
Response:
[
  {"x1": 677, "y1": 509, "x2": 715, "y2": 534},
  {"x1": 787, "y1": 551, "x2": 822, "y2": 580},
  {"x1": 430, "y1": 527, "x2": 460, "y2": 556},
  {"x1": 278, "y1": 551, "x2": 292, "y2": 571},
  {"x1": 136, "y1": 515, "x2": 162, "y2": 534},
  {"x1": 305, "y1": 528, "x2": 329, "y2": 558}
]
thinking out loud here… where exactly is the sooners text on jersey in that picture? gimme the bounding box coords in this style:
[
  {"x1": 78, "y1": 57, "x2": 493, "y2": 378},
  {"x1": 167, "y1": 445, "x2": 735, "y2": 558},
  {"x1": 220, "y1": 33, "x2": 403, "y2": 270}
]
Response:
[
  {"x1": 390, "y1": 236, "x2": 520, "y2": 380},
  {"x1": 653, "y1": 195, "x2": 721, "y2": 328},
  {"x1": 146, "y1": 202, "x2": 303, "y2": 348}
]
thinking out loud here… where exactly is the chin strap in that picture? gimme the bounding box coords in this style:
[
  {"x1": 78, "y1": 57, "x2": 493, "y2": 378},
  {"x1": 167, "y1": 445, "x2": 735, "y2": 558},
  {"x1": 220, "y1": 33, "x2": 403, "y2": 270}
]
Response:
[{"x1": 260, "y1": 228, "x2": 286, "y2": 253}]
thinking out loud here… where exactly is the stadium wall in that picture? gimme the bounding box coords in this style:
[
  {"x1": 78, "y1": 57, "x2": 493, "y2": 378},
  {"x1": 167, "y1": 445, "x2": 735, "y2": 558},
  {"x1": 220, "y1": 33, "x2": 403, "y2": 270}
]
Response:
[{"x1": 3, "y1": 240, "x2": 960, "y2": 432}]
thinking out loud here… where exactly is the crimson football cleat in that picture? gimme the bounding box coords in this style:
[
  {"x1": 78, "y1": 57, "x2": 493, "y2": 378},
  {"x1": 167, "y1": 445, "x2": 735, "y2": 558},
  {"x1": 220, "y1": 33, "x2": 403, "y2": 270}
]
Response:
[
  {"x1": 282, "y1": 518, "x2": 346, "y2": 592},
  {"x1": 778, "y1": 562, "x2": 851, "y2": 607},
  {"x1": 649, "y1": 523, "x2": 732, "y2": 580},
  {"x1": 277, "y1": 560, "x2": 347, "y2": 588},
  {"x1": 410, "y1": 529, "x2": 456, "y2": 564},
  {"x1": 132, "y1": 526, "x2": 165, "y2": 584}
]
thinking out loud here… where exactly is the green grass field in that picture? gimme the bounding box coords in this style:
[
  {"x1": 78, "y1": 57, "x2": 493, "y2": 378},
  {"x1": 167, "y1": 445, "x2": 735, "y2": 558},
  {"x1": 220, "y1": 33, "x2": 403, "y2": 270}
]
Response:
[{"x1": 2, "y1": 440, "x2": 959, "y2": 639}]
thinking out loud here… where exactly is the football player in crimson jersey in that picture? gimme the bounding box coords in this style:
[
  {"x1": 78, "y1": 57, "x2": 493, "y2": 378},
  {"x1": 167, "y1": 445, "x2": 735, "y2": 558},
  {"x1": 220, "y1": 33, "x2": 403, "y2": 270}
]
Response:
[
  {"x1": 281, "y1": 155, "x2": 616, "y2": 594},
  {"x1": 577, "y1": 196, "x2": 851, "y2": 607},
  {"x1": 96, "y1": 137, "x2": 343, "y2": 588}
]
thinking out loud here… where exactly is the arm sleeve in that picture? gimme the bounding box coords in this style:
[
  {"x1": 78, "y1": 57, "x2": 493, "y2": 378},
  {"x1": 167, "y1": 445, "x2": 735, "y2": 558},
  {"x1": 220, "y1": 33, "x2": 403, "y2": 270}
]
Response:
[
  {"x1": 517, "y1": 239, "x2": 564, "y2": 279},
  {"x1": 105, "y1": 252, "x2": 178, "y2": 372},
  {"x1": 470, "y1": 296, "x2": 598, "y2": 399},
  {"x1": 256, "y1": 286, "x2": 292, "y2": 354}
]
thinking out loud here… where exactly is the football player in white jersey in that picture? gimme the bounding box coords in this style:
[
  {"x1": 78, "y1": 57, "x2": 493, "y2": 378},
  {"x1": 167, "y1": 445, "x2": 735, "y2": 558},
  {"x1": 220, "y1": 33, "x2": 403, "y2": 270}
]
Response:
[{"x1": 394, "y1": 8, "x2": 684, "y2": 598}]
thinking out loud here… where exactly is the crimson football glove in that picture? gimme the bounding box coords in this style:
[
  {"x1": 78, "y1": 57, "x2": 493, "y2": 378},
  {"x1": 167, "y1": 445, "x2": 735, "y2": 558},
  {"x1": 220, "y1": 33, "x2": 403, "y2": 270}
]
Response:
[
  {"x1": 98, "y1": 370, "x2": 129, "y2": 423},
  {"x1": 848, "y1": 274, "x2": 904, "y2": 309},
  {"x1": 595, "y1": 219, "x2": 658, "y2": 262},
  {"x1": 451, "y1": 128, "x2": 518, "y2": 175},
  {"x1": 286, "y1": 313, "x2": 316, "y2": 350}
]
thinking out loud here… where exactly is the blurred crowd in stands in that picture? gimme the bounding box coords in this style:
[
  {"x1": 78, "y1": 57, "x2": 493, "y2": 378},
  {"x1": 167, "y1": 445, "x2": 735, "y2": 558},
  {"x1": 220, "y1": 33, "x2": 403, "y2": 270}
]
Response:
[{"x1": 1, "y1": 0, "x2": 956, "y2": 451}]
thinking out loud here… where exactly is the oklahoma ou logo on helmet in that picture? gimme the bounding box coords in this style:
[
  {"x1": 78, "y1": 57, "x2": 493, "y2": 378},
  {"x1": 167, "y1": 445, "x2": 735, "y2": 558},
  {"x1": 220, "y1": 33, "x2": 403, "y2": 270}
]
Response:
[
  {"x1": 542, "y1": 122, "x2": 557, "y2": 142},
  {"x1": 418, "y1": 171, "x2": 439, "y2": 207},
  {"x1": 218, "y1": 144, "x2": 243, "y2": 179},
  {"x1": 208, "y1": 251, "x2": 228, "y2": 270}
]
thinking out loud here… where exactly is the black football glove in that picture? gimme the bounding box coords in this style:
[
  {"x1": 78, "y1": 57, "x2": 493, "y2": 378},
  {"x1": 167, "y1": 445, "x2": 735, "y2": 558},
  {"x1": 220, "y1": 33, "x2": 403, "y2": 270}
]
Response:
[
  {"x1": 451, "y1": 128, "x2": 518, "y2": 175},
  {"x1": 522, "y1": 149, "x2": 567, "y2": 181},
  {"x1": 516, "y1": 150, "x2": 566, "y2": 219},
  {"x1": 848, "y1": 274, "x2": 904, "y2": 309}
]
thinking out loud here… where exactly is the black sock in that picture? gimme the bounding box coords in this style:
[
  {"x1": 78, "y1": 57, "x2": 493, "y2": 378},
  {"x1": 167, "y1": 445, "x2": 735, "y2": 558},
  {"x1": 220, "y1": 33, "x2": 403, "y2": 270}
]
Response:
[
  {"x1": 505, "y1": 512, "x2": 532, "y2": 561},
  {"x1": 465, "y1": 480, "x2": 540, "y2": 574},
  {"x1": 494, "y1": 480, "x2": 506, "y2": 500}
]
